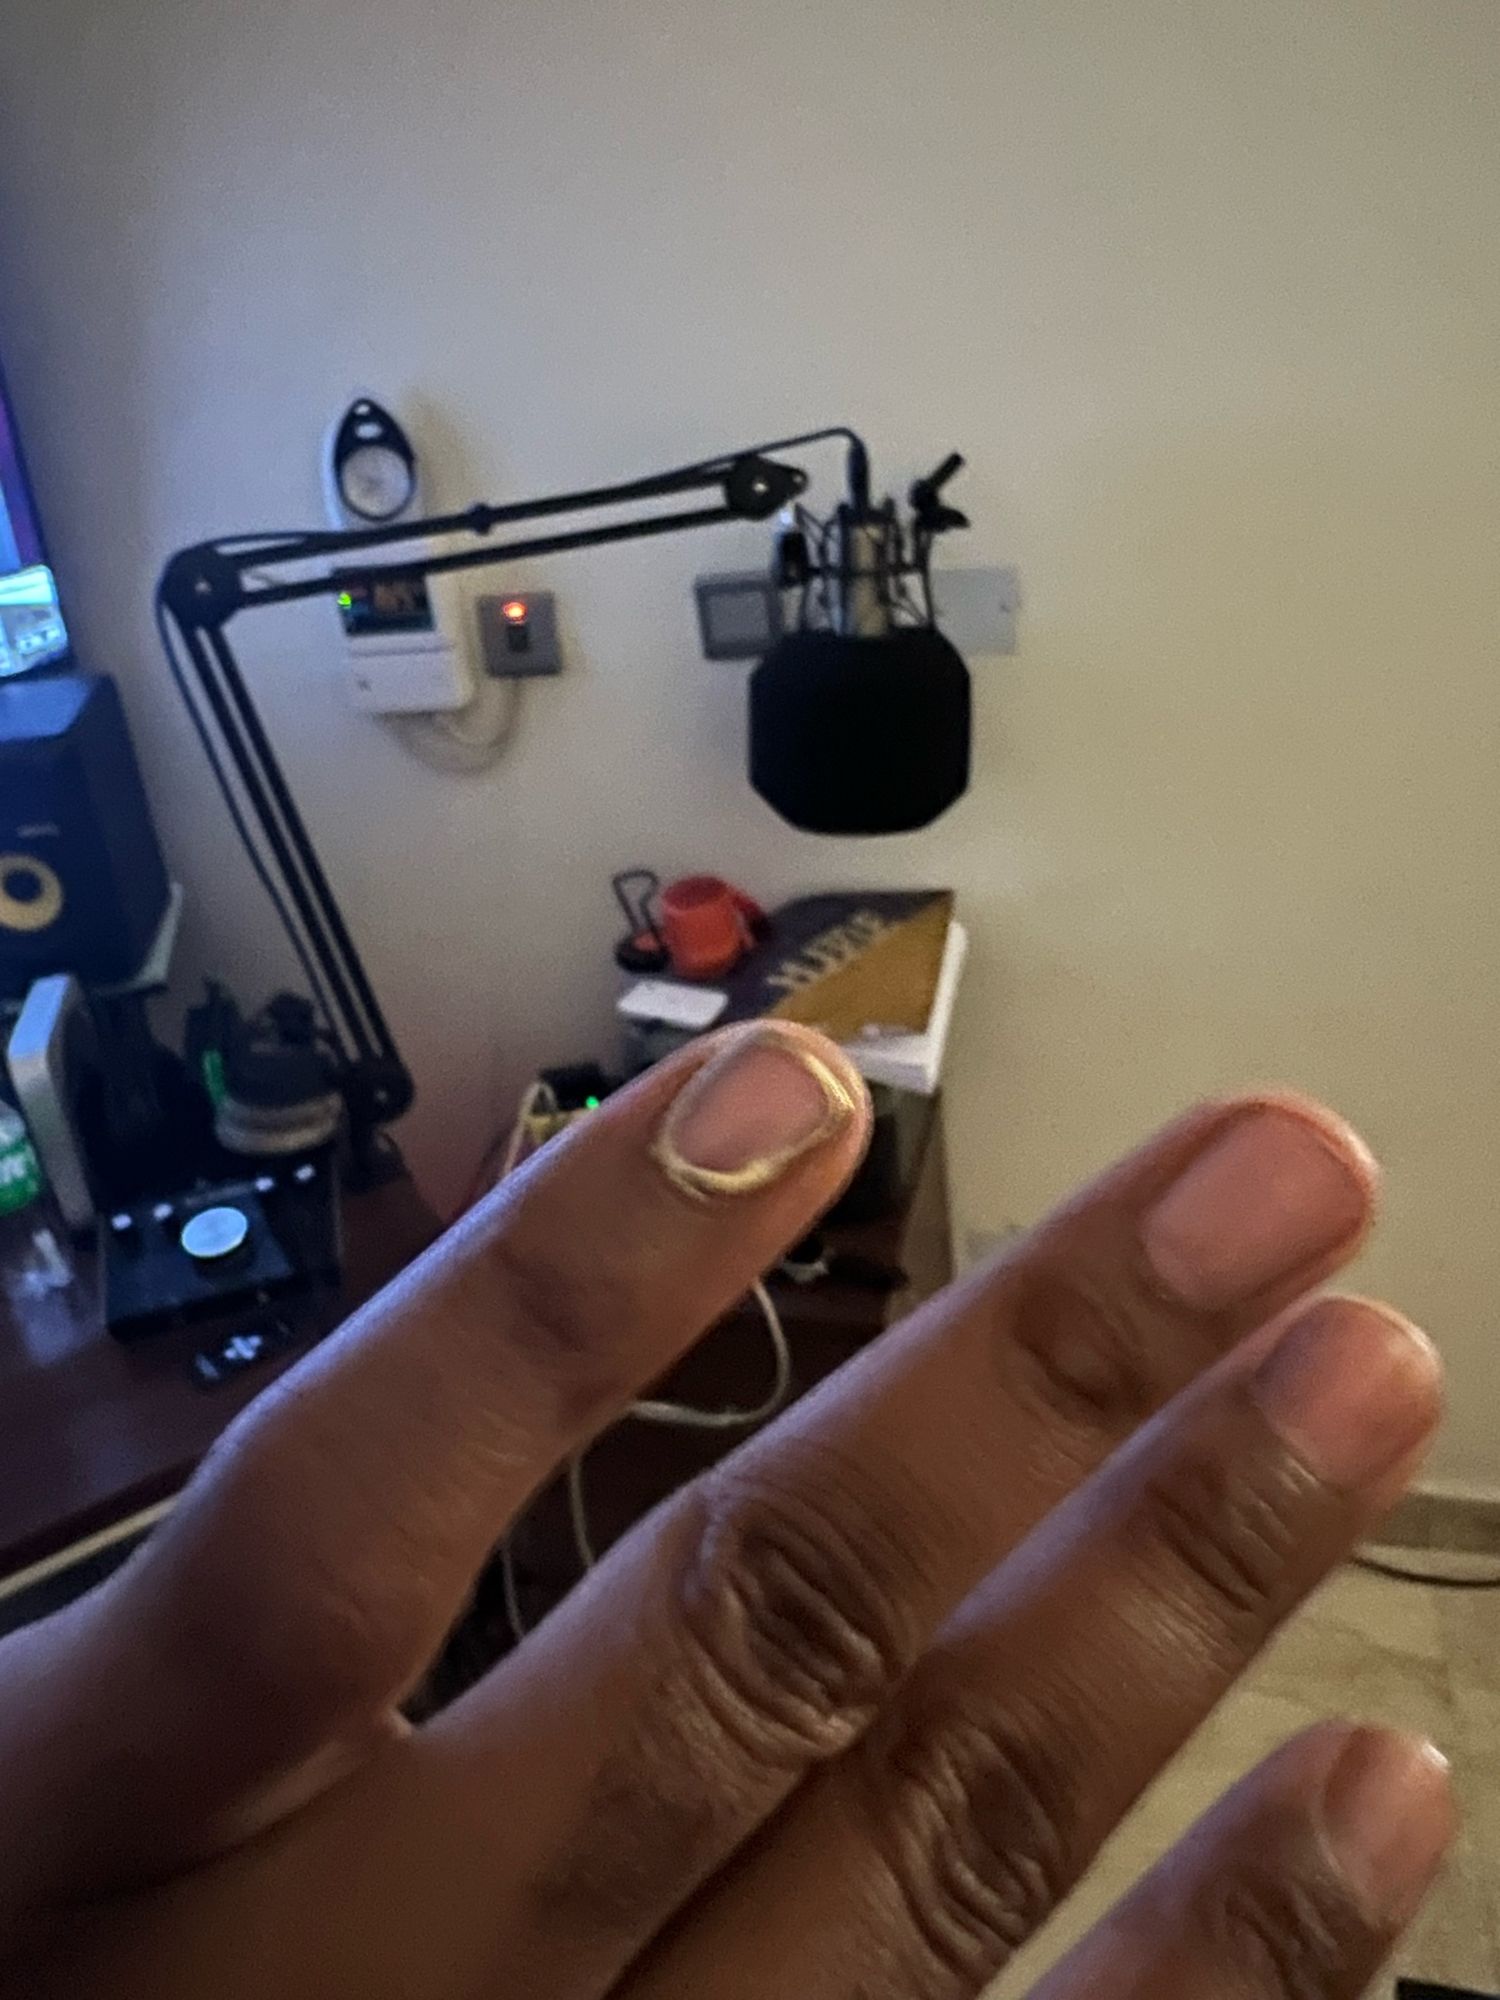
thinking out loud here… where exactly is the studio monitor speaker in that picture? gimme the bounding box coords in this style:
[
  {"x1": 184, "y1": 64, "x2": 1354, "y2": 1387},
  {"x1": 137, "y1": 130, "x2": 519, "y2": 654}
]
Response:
[{"x1": 0, "y1": 674, "x2": 170, "y2": 1002}]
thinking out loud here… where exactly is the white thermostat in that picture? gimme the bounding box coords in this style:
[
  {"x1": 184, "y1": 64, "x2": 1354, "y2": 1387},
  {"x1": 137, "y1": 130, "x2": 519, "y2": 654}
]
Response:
[{"x1": 323, "y1": 395, "x2": 476, "y2": 715}]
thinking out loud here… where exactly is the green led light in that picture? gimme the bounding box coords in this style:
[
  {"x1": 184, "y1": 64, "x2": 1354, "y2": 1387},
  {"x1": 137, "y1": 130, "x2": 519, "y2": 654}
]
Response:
[
  {"x1": 337, "y1": 591, "x2": 354, "y2": 609},
  {"x1": 584, "y1": 1095, "x2": 601, "y2": 1110}
]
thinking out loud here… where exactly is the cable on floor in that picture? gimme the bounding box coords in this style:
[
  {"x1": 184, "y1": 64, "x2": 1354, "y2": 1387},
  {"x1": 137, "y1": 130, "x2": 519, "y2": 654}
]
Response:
[{"x1": 1351, "y1": 1552, "x2": 1500, "y2": 1591}]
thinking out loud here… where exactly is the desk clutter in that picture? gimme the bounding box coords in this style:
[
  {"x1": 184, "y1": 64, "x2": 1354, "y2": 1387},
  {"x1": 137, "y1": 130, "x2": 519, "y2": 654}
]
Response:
[
  {"x1": 462, "y1": 876, "x2": 967, "y2": 1222},
  {"x1": 611, "y1": 875, "x2": 966, "y2": 1096},
  {"x1": 1, "y1": 398, "x2": 982, "y2": 1647}
]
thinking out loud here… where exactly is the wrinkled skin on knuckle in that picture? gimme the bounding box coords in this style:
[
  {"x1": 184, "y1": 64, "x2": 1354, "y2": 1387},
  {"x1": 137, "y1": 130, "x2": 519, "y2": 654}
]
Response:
[
  {"x1": 859, "y1": 1697, "x2": 1083, "y2": 1992},
  {"x1": 1121, "y1": 1419, "x2": 1318, "y2": 1664},
  {"x1": 1002, "y1": 1259, "x2": 1179, "y2": 1442},
  {"x1": 670, "y1": 1448, "x2": 926, "y2": 1770},
  {"x1": 475, "y1": 1221, "x2": 643, "y2": 1428}
]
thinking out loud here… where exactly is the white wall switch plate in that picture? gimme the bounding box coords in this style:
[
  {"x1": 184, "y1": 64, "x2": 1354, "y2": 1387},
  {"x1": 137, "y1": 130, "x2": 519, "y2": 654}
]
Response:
[
  {"x1": 344, "y1": 639, "x2": 474, "y2": 714},
  {"x1": 930, "y1": 565, "x2": 1022, "y2": 658}
]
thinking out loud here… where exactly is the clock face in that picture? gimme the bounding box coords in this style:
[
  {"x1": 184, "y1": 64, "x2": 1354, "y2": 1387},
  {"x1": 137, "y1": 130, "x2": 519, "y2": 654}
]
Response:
[{"x1": 338, "y1": 441, "x2": 415, "y2": 522}]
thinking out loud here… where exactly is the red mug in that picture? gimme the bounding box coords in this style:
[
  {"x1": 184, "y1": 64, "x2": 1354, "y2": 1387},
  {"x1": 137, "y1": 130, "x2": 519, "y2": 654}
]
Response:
[{"x1": 659, "y1": 875, "x2": 764, "y2": 982}]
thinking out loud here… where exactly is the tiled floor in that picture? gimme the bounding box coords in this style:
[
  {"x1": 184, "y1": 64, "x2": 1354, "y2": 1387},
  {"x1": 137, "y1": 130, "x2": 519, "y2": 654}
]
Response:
[{"x1": 987, "y1": 1556, "x2": 1500, "y2": 1998}]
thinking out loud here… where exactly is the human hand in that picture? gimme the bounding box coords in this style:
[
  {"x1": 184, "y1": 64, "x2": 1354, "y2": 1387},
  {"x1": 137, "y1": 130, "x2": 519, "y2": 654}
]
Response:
[{"x1": 0, "y1": 1025, "x2": 1451, "y2": 1997}]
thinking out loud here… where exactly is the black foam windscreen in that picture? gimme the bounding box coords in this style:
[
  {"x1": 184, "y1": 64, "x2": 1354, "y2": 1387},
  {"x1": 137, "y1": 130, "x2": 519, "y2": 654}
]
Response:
[{"x1": 748, "y1": 627, "x2": 971, "y2": 835}]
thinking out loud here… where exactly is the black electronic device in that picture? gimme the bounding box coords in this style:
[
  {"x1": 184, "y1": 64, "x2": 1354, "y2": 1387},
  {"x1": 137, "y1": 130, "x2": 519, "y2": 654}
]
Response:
[
  {"x1": 0, "y1": 674, "x2": 171, "y2": 1001},
  {"x1": 333, "y1": 568, "x2": 434, "y2": 639},
  {"x1": 102, "y1": 1152, "x2": 341, "y2": 1341},
  {"x1": 536, "y1": 1060, "x2": 613, "y2": 1113}
]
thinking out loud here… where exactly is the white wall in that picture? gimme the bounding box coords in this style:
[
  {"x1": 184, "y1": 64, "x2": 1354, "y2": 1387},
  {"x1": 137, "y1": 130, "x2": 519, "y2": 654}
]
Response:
[{"x1": 1, "y1": 1, "x2": 1496, "y2": 1486}]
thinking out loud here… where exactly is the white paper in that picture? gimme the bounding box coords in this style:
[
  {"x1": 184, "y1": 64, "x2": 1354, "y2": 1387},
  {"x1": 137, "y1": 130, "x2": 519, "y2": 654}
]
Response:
[{"x1": 617, "y1": 980, "x2": 730, "y2": 1031}]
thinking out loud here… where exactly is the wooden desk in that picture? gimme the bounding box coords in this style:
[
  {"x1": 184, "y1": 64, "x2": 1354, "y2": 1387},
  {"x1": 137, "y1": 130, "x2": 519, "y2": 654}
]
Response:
[{"x1": 0, "y1": 1177, "x2": 438, "y2": 1588}]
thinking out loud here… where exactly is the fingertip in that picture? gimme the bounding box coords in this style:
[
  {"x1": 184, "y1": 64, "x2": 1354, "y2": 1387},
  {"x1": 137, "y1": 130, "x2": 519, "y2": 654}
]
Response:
[
  {"x1": 1140, "y1": 1093, "x2": 1380, "y2": 1312},
  {"x1": 651, "y1": 1023, "x2": 871, "y2": 1202},
  {"x1": 1319, "y1": 1724, "x2": 1457, "y2": 1928},
  {"x1": 1250, "y1": 1295, "x2": 1442, "y2": 1493},
  {"x1": 1234, "y1": 1090, "x2": 1383, "y2": 1208}
]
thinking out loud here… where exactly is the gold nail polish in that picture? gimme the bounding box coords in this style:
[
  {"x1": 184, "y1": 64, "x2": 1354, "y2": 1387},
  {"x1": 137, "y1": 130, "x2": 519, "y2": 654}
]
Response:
[{"x1": 652, "y1": 1028, "x2": 863, "y2": 1201}]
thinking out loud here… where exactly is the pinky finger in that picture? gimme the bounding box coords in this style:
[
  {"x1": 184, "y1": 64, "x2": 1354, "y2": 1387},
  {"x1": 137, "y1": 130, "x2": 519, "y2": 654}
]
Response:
[{"x1": 1029, "y1": 1723, "x2": 1455, "y2": 2000}]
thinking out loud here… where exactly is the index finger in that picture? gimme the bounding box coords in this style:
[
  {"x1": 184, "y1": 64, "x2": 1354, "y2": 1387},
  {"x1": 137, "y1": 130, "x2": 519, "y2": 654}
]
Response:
[{"x1": 0, "y1": 1023, "x2": 871, "y2": 1915}]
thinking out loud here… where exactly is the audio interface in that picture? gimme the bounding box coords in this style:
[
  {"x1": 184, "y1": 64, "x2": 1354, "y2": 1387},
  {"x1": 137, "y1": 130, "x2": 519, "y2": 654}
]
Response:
[{"x1": 102, "y1": 1153, "x2": 341, "y2": 1341}]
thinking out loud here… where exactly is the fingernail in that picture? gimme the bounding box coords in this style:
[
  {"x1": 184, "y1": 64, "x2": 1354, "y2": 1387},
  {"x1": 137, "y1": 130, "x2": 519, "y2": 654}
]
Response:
[
  {"x1": 652, "y1": 1028, "x2": 865, "y2": 1199},
  {"x1": 1142, "y1": 1104, "x2": 1376, "y2": 1310},
  {"x1": 1321, "y1": 1728, "x2": 1454, "y2": 1927},
  {"x1": 1251, "y1": 1298, "x2": 1440, "y2": 1490}
]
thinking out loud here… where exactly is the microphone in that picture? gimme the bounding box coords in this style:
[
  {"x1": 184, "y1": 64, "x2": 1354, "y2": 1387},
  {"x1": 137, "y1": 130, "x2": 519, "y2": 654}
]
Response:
[{"x1": 749, "y1": 444, "x2": 972, "y2": 835}]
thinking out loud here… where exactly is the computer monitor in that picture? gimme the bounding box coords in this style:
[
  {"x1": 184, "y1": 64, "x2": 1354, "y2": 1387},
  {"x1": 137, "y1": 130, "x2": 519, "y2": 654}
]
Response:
[{"x1": 0, "y1": 364, "x2": 69, "y2": 678}]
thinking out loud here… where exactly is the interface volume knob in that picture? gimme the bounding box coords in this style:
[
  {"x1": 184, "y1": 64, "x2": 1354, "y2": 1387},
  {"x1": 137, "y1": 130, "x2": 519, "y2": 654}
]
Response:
[{"x1": 180, "y1": 1205, "x2": 251, "y2": 1266}]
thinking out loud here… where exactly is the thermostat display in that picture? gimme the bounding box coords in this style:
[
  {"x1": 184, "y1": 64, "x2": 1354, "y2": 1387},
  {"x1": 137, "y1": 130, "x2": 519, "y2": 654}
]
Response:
[{"x1": 333, "y1": 569, "x2": 435, "y2": 638}]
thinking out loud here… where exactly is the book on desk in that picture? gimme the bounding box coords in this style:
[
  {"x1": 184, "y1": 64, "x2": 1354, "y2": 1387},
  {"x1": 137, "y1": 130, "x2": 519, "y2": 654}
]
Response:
[{"x1": 618, "y1": 888, "x2": 966, "y2": 1096}]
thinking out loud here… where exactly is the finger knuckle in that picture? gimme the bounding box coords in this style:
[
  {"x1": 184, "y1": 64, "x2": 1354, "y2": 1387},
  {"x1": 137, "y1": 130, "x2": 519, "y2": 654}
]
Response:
[
  {"x1": 1005, "y1": 1260, "x2": 1181, "y2": 1442},
  {"x1": 478, "y1": 1216, "x2": 632, "y2": 1414},
  {"x1": 865, "y1": 1701, "x2": 1079, "y2": 1988},
  {"x1": 673, "y1": 1448, "x2": 923, "y2": 1768},
  {"x1": 166, "y1": 1535, "x2": 415, "y2": 1726},
  {"x1": 1205, "y1": 1862, "x2": 1357, "y2": 2000},
  {"x1": 1130, "y1": 1438, "x2": 1306, "y2": 1652}
]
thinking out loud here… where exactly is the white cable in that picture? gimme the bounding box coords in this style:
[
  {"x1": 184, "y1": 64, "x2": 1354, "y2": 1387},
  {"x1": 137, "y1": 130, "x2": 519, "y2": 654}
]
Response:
[
  {"x1": 385, "y1": 675, "x2": 522, "y2": 775},
  {"x1": 500, "y1": 1079, "x2": 559, "y2": 1181},
  {"x1": 566, "y1": 1456, "x2": 597, "y2": 1571},
  {"x1": 629, "y1": 1281, "x2": 792, "y2": 1432},
  {"x1": 561, "y1": 1283, "x2": 792, "y2": 1582},
  {"x1": 495, "y1": 1108, "x2": 797, "y2": 1632},
  {"x1": 499, "y1": 1539, "x2": 527, "y2": 1646}
]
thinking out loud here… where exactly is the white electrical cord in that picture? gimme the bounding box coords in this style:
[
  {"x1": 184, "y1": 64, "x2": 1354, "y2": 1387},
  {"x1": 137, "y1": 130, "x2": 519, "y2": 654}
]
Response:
[
  {"x1": 566, "y1": 1456, "x2": 597, "y2": 1573},
  {"x1": 385, "y1": 675, "x2": 523, "y2": 775},
  {"x1": 497, "y1": 1165, "x2": 794, "y2": 1647},
  {"x1": 501, "y1": 1079, "x2": 559, "y2": 1180},
  {"x1": 499, "y1": 1539, "x2": 528, "y2": 1651},
  {"x1": 629, "y1": 1280, "x2": 792, "y2": 1433}
]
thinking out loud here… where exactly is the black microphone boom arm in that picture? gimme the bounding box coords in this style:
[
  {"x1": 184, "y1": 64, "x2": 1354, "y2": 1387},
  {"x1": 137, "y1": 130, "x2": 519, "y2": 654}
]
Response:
[{"x1": 154, "y1": 433, "x2": 848, "y2": 1177}]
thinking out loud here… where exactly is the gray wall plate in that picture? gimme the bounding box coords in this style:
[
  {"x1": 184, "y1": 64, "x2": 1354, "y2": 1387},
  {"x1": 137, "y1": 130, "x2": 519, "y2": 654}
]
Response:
[{"x1": 692, "y1": 566, "x2": 1020, "y2": 661}]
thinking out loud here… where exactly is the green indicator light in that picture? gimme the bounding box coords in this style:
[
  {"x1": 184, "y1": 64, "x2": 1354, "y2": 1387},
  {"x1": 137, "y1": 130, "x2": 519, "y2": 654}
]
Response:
[{"x1": 584, "y1": 1095, "x2": 601, "y2": 1110}]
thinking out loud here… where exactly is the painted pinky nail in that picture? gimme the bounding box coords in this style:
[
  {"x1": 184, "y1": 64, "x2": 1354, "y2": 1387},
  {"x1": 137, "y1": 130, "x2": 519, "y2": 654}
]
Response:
[{"x1": 652, "y1": 1028, "x2": 865, "y2": 1200}]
